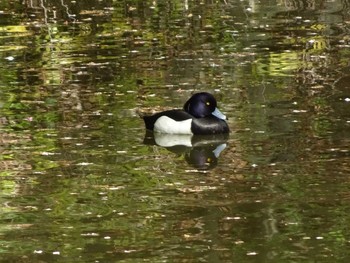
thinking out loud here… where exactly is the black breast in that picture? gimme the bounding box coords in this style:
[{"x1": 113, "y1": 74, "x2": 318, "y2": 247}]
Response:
[{"x1": 191, "y1": 116, "x2": 229, "y2": 135}]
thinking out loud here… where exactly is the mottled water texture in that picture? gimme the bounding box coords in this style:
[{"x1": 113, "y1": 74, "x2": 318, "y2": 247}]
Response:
[{"x1": 0, "y1": 0, "x2": 349, "y2": 262}]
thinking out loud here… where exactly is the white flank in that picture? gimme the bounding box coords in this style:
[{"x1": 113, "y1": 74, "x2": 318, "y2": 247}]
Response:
[{"x1": 154, "y1": 116, "x2": 193, "y2": 134}]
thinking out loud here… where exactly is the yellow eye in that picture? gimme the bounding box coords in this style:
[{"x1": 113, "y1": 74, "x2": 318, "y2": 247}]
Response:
[
  {"x1": 206, "y1": 102, "x2": 210, "y2": 106},
  {"x1": 207, "y1": 158, "x2": 211, "y2": 163}
]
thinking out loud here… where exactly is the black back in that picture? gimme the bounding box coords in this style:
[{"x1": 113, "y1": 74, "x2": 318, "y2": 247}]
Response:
[{"x1": 143, "y1": 110, "x2": 193, "y2": 130}]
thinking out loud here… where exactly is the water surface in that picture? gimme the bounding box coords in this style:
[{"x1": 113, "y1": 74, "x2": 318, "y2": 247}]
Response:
[{"x1": 0, "y1": 0, "x2": 349, "y2": 262}]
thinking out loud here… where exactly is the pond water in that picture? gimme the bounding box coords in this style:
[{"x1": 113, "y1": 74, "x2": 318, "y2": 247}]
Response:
[{"x1": 0, "y1": 0, "x2": 350, "y2": 262}]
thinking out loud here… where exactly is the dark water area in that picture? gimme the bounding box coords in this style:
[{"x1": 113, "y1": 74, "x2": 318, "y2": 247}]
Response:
[{"x1": 0, "y1": 0, "x2": 350, "y2": 262}]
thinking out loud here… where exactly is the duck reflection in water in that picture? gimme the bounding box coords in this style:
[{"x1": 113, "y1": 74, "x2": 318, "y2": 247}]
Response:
[{"x1": 143, "y1": 131, "x2": 228, "y2": 170}]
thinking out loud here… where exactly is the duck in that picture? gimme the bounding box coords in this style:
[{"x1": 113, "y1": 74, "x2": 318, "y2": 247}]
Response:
[{"x1": 142, "y1": 92, "x2": 229, "y2": 135}]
